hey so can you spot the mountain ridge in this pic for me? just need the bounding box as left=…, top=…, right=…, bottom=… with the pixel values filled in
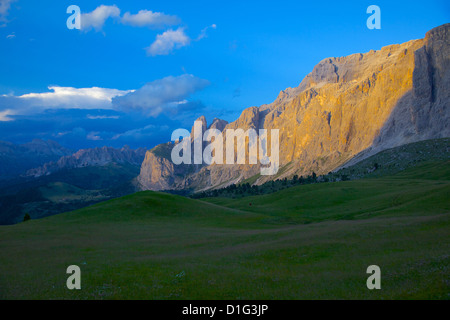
left=138, top=23, right=450, bottom=192
left=26, top=145, right=147, bottom=178
left=0, top=139, right=72, bottom=180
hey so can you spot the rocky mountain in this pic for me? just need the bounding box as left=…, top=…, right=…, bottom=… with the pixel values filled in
left=137, top=117, right=228, bottom=191
left=1, top=145, right=147, bottom=224
left=0, top=139, right=72, bottom=180
left=20, top=139, right=71, bottom=157
left=26, top=146, right=147, bottom=178
left=138, top=23, right=450, bottom=192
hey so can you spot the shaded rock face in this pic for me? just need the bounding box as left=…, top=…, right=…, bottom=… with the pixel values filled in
left=138, top=24, right=450, bottom=191
left=345, top=24, right=450, bottom=167
left=26, top=146, right=147, bottom=178
left=404, top=25, right=449, bottom=139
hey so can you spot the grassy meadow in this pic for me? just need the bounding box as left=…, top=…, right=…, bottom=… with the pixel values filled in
left=0, top=161, right=449, bottom=299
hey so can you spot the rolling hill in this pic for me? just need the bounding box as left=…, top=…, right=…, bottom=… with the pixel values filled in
left=0, top=160, right=448, bottom=299
left=0, top=145, right=147, bottom=225
left=0, top=163, right=141, bottom=225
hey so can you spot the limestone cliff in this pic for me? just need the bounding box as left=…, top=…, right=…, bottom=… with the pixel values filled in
left=138, top=24, right=450, bottom=191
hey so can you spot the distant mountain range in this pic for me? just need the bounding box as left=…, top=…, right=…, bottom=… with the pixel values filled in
left=0, top=139, right=146, bottom=180
left=0, top=139, right=72, bottom=181
left=0, top=142, right=147, bottom=224
left=137, top=23, right=450, bottom=192
left=26, top=145, right=147, bottom=178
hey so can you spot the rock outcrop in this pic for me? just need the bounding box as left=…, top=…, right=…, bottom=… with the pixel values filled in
left=138, top=24, right=450, bottom=191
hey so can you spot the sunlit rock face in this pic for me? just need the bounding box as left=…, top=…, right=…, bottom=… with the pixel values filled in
left=138, top=24, right=450, bottom=191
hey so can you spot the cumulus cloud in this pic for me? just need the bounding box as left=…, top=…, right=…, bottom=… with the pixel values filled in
left=81, top=5, right=121, bottom=32
left=146, top=24, right=217, bottom=56
left=0, top=0, right=15, bottom=26
left=121, top=10, right=180, bottom=28
left=0, top=74, right=209, bottom=121
left=19, top=86, right=132, bottom=109
left=74, top=5, right=215, bottom=57
left=112, top=74, right=209, bottom=116
left=0, top=86, right=132, bottom=120
left=146, top=27, right=190, bottom=56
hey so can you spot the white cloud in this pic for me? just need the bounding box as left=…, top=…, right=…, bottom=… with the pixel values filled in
left=112, top=124, right=154, bottom=140
left=197, top=24, right=217, bottom=40
left=19, top=86, right=133, bottom=109
left=6, top=32, right=15, bottom=39
left=87, top=114, right=120, bottom=120
left=0, top=86, right=133, bottom=119
left=146, top=27, right=190, bottom=56
left=0, top=75, right=208, bottom=120
left=87, top=131, right=103, bottom=141
left=146, top=24, right=217, bottom=56
left=112, top=124, right=170, bottom=140
left=112, top=74, right=209, bottom=116
left=0, top=109, right=14, bottom=121
left=121, top=10, right=180, bottom=28
left=0, top=0, right=15, bottom=26
left=81, top=5, right=121, bottom=32
left=75, top=5, right=214, bottom=57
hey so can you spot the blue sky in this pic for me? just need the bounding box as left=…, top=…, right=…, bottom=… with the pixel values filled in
left=0, top=0, right=448, bottom=149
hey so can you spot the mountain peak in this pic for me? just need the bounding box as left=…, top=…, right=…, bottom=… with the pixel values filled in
left=208, top=118, right=228, bottom=131
left=136, top=24, right=449, bottom=191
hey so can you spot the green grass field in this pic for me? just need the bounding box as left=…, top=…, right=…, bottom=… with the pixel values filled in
left=0, top=161, right=449, bottom=299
